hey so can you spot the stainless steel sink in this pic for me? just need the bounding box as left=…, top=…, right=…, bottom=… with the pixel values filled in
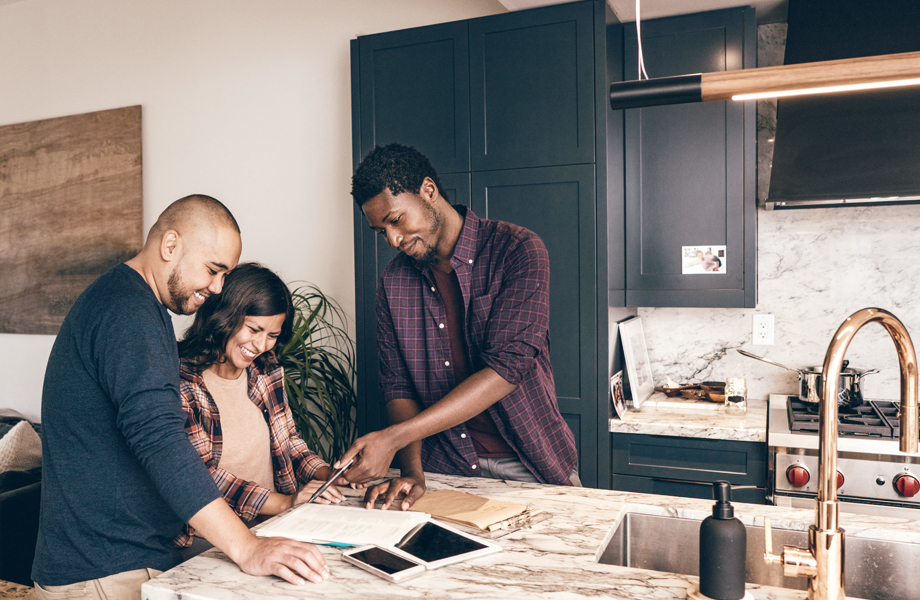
left=597, top=509, right=920, bottom=600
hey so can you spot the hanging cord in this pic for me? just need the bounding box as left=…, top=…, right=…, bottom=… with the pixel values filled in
left=635, top=0, right=649, bottom=80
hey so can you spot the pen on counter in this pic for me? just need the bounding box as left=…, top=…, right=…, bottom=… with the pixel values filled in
left=306, top=458, right=355, bottom=504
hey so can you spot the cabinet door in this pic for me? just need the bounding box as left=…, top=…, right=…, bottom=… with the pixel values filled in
left=623, top=8, right=756, bottom=308
left=469, top=2, right=595, bottom=171
left=357, top=22, right=470, bottom=174
left=611, top=432, right=767, bottom=503
left=352, top=175, right=471, bottom=438
left=472, top=165, right=601, bottom=488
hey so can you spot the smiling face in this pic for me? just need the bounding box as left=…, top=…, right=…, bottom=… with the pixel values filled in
left=213, top=314, right=286, bottom=380
left=165, top=226, right=242, bottom=315
left=362, top=179, right=447, bottom=270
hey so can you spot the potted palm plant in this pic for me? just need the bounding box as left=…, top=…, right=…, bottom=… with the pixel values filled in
left=278, top=284, right=356, bottom=464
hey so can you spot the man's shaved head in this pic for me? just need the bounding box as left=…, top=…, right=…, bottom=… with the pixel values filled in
left=127, top=194, right=242, bottom=314
left=147, top=194, right=240, bottom=247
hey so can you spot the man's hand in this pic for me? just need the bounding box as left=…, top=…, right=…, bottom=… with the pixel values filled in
left=335, top=428, right=401, bottom=484
left=234, top=536, right=330, bottom=585
left=363, top=474, right=427, bottom=511
left=189, top=497, right=330, bottom=586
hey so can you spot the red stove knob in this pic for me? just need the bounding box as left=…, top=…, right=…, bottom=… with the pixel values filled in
left=837, top=471, right=845, bottom=489
left=894, top=474, right=920, bottom=498
left=786, top=465, right=810, bottom=487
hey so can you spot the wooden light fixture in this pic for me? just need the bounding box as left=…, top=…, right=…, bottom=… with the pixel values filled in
left=609, top=50, right=920, bottom=110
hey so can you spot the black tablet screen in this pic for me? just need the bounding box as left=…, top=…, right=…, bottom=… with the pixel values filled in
left=397, top=522, right=488, bottom=562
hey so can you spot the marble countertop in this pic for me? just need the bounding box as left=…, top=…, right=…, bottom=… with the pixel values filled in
left=142, top=470, right=920, bottom=600
left=609, top=394, right=767, bottom=442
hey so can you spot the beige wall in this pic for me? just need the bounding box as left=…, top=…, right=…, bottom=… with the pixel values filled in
left=0, top=0, right=506, bottom=421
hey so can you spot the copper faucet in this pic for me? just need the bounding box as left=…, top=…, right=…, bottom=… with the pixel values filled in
left=764, top=308, right=918, bottom=600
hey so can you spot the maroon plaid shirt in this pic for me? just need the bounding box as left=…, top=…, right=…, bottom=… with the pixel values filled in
left=376, top=206, right=577, bottom=485
left=173, top=359, right=328, bottom=547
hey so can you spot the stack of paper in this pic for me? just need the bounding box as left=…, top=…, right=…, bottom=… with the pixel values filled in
left=408, top=489, right=543, bottom=532
left=254, top=504, right=429, bottom=547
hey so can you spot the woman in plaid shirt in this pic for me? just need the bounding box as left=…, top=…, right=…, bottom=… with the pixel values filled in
left=173, top=263, right=344, bottom=556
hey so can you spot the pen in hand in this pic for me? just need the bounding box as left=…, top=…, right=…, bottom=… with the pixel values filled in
left=306, top=458, right=355, bottom=504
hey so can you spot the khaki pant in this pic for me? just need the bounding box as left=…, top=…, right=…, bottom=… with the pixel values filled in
left=477, top=456, right=583, bottom=487
left=34, top=568, right=162, bottom=600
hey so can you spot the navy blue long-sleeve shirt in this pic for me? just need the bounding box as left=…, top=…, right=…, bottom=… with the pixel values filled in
left=33, top=264, right=221, bottom=585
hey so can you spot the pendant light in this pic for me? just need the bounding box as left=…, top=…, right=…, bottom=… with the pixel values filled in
left=609, top=47, right=920, bottom=110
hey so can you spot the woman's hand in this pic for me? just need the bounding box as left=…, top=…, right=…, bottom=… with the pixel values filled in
left=312, top=464, right=367, bottom=490
left=291, top=478, right=346, bottom=507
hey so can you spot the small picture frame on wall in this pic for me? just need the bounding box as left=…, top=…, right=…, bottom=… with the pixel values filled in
left=619, top=317, right=654, bottom=408
left=681, top=245, right=727, bottom=274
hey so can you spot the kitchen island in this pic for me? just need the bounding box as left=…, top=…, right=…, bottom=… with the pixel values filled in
left=142, top=469, right=918, bottom=600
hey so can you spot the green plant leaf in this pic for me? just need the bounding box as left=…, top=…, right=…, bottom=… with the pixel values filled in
left=279, top=284, right=357, bottom=463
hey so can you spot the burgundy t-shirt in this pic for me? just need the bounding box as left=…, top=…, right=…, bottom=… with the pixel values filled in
left=431, top=267, right=514, bottom=458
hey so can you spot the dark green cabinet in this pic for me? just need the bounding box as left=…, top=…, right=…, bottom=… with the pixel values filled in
left=356, top=22, right=470, bottom=174
left=472, top=165, right=598, bottom=481
left=621, top=8, right=757, bottom=308
left=611, top=432, right=767, bottom=504
left=469, top=3, right=596, bottom=170
left=352, top=0, right=610, bottom=489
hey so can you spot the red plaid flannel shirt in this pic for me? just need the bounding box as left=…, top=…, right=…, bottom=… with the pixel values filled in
left=173, top=358, right=327, bottom=547
left=376, top=206, right=577, bottom=485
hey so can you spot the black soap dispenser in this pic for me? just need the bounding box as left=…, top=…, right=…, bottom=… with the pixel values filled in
left=698, top=480, right=746, bottom=600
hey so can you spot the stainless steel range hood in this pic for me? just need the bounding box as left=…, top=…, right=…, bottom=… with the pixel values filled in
left=765, top=0, right=920, bottom=210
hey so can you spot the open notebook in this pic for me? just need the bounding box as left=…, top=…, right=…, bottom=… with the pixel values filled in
left=254, top=504, right=429, bottom=547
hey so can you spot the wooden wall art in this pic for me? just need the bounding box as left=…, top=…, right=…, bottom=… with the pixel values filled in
left=0, top=105, right=143, bottom=335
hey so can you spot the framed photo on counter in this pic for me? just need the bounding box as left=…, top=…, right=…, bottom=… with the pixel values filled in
left=619, top=317, right=654, bottom=408
left=609, top=371, right=627, bottom=419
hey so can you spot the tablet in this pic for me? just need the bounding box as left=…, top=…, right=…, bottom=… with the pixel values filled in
left=392, top=519, right=502, bottom=570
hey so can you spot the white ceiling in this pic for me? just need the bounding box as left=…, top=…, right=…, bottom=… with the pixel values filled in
left=498, top=0, right=789, bottom=24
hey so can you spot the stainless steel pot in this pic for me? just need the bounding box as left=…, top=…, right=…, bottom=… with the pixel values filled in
left=737, top=350, right=878, bottom=407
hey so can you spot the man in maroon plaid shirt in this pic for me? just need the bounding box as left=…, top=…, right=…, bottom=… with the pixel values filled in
left=338, top=144, right=579, bottom=511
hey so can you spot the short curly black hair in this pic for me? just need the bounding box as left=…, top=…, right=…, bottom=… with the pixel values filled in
left=351, top=143, right=448, bottom=206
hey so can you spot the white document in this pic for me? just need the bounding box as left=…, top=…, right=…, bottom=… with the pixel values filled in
left=254, top=504, right=430, bottom=547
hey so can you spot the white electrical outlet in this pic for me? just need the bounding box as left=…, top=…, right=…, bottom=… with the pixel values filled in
left=753, top=314, right=774, bottom=345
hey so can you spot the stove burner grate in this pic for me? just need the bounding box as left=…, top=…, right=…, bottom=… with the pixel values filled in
left=786, top=398, right=903, bottom=437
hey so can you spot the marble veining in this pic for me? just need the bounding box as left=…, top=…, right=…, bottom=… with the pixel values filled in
left=637, top=22, right=920, bottom=405
left=610, top=396, right=766, bottom=441
left=143, top=471, right=920, bottom=600
left=641, top=195, right=920, bottom=404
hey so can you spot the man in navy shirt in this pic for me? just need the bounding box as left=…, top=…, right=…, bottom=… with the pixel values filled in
left=34, top=195, right=329, bottom=600
left=339, top=145, right=579, bottom=511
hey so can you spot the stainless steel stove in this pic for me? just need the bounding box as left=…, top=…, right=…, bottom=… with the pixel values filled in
left=768, top=394, right=920, bottom=519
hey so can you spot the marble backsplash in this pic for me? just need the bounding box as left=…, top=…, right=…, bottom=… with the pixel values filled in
left=636, top=23, right=920, bottom=401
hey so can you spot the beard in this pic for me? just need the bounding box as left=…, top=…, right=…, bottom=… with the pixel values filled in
left=410, top=201, right=443, bottom=270
left=412, top=246, right=440, bottom=270
left=166, top=266, right=193, bottom=315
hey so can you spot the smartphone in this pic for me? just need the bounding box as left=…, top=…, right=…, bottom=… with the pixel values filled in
left=341, top=545, right=427, bottom=583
